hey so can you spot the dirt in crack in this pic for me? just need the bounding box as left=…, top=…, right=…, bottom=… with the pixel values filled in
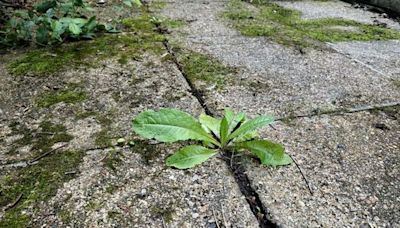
left=158, top=25, right=277, bottom=227
left=224, top=151, right=277, bottom=228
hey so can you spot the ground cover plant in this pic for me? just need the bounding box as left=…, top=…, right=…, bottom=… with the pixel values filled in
left=0, top=0, right=142, bottom=46
left=132, top=108, right=292, bottom=169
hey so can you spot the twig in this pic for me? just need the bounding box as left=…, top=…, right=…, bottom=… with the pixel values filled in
left=64, top=171, right=76, bottom=175
left=5, top=194, right=23, bottom=211
left=161, top=216, right=167, bottom=228
left=35, top=132, right=55, bottom=135
left=230, top=151, right=234, bottom=168
left=98, top=153, right=108, bottom=163
left=212, top=207, right=221, bottom=228
left=221, top=204, right=228, bottom=228
left=27, top=144, right=67, bottom=165
left=289, top=154, right=313, bottom=195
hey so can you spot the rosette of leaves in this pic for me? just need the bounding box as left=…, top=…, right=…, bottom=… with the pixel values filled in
left=132, top=108, right=292, bottom=169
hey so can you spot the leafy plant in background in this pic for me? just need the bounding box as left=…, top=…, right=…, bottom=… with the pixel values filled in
left=0, top=0, right=142, bottom=46
left=132, top=108, right=292, bottom=169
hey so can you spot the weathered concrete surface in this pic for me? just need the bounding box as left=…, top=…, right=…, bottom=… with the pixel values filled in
left=160, top=0, right=400, bottom=226
left=359, top=0, right=400, bottom=14
left=0, top=42, right=256, bottom=227
left=329, top=40, right=400, bottom=77
left=248, top=110, right=400, bottom=227
left=274, top=0, right=400, bottom=30
left=161, top=0, right=400, bottom=118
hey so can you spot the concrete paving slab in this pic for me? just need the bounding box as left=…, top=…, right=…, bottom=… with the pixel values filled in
left=329, top=40, right=400, bottom=77
left=0, top=46, right=256, bottom=226
left=245, top=110, right=400, bottom=227
left=274, top=0, right=400, bottom=30
left=159, top=0, right=400, bottom=226
left=161, top=0, right=400, bottom=117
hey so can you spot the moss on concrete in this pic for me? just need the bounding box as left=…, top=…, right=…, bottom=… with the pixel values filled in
left=179, top=52, right=237, bottom=89
left=75, top=110, right=98, bottom=120
left=0, top=150, right=85, bottom=227
left=161, top=18, right=186, bottom=29
left=392, top=79, right=400, bottom=88
left=9, top=121, right=74, bottom=158
left=93, top=114, right=116, bottom=148
left=150, top=205, right=175, bottom=223
left=36, top=85, right=87, bottom=108
left=2, top=121, right=77, bottom=227
left=102, top=149, right=124, bottom=172
left=129, top=140, right=159, bottom=165
left=224, top=0, right=400, bottom=48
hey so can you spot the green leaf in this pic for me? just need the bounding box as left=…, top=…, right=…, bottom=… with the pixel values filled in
left=228, top=115, right=274, bottom=141
left=36, top=25, right=49, bottom=44
left=234, top=130, right=259, bottom=142
left=236, top=140, right=292, bottom=166
left=199, top=113, right=220, bottom=137
left=123, top=0, right=132, bottom=7
left=230, top=111, right=245, bottom=132
left=35, top=0, right=57, bottom=13
left=220, top=116, right=229, bottom=146
left=132, top=109, right=219, bottom=145
left=223, top=108, right=245, bottom=133
left=166, top=145, right=217, bottom=169
left=68, top=23, right=81, bottom=35
left=84, top=16, right=97, bottom=32
left=102, top=23, right=119, bottom=33
left=133, top=0, right=142, bottom=7
left=50, top=20, right=64, bottom=41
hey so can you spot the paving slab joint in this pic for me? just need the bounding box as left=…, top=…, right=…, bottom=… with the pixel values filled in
left=278, top=102, right=400, bottom=121
left=154, top=22, right=277, bottom=227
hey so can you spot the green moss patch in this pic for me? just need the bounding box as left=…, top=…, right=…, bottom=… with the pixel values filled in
left=224, top=0, right=400, bottom=48
left=8, top=121, right=74, bottom=158
left=129, top=140, right=159, bottom=165
left=1, top=121, right=79, bottom=227
left=36, top=85, right=87, bottom=108
left=179, top=52, right=237, bottom=89
left=102, top=149, right=124, bottom=171
left=94, top=114, right=116, bottom=147
left=0, top=150, right=85, bottom=227
left=161, top=18, right=186, bottom=29
left=75, top=110, right=98, bottom=120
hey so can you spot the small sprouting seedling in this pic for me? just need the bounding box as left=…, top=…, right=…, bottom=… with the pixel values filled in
left=132, top=108, right=292, bottom=169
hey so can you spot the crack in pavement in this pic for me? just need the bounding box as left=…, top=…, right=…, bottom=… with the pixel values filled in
left=158, top=26, right=277, bottom=227
left=277, top=102, right=400, bottom=121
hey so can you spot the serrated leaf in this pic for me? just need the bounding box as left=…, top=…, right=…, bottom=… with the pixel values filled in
left=236, top=140, right=292, bottom=166
left=228, top=115, right=273, bottom=141
left=199, top=113, right=220, bottom=137
left=132, top=109, right=219, bottom=146
left=166, top=145, right=217, bottom=169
